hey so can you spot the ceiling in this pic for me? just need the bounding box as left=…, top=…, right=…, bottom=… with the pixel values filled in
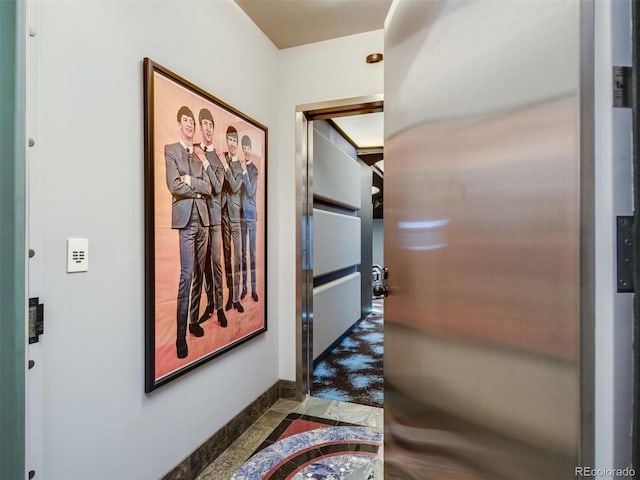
left=332, top=112, right=383, bottom=149
left=235, top=0, right=393, bottom=49
left=332, top=112, right=384, bottom=175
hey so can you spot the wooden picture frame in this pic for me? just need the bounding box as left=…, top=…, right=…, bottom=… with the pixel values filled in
left=143, top=58, right=267, bottom=392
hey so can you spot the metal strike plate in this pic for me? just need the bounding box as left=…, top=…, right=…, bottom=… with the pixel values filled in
left=613, top=66, right=632, bottom=108
left=617, top=216, right=634, bottom=293
left=28, top=297, right=44, bottom=344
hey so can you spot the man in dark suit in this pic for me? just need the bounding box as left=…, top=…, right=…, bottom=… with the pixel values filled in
left=194, top=108, right=227, bottom=328
left=240, top=135, right=259, bottom=302
left=220, top=126, right=245, bottom=313
left=165, top=105, right=211, bottom=359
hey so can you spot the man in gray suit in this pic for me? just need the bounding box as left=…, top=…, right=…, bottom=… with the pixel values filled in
left=165, top=105, right=211, bottom=359
left=194, top=108, right=227, bottom=328
left=240, top=135, right=259, bottom=302
left=221, top=126, right=245, bottom=313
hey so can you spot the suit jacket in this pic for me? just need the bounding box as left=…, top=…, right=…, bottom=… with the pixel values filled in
left=222, top=153, right=245, bottom=223
left=165, top=142, right=211, bottom=229
left=202, top=148, right=225, bottom=226
left=241, top=161, right=258, bottom=222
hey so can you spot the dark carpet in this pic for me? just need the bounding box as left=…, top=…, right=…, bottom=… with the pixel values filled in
left=312, top=298, right=384, bottom=408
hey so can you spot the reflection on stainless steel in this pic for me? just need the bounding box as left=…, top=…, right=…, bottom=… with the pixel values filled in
left=296, top=111, right=313, bottom=398
left=398, top=220, right=449, bottom=229
left=398, top=219, right=449, bottom=250
left=384, top=0, right=583, bottom=478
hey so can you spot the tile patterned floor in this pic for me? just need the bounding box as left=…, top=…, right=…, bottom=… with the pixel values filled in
left=196, top=396, right=383, bottom=480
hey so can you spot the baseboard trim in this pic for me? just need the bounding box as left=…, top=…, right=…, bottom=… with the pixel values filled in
left=162, top=379, right=297, bottom=480
left=279, top=379, right=297, bottom=400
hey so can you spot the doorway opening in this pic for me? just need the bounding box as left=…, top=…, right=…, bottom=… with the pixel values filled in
left=295, top=95, right=384, bottom=407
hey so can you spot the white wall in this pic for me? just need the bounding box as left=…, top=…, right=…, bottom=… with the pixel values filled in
left=313, top=209, right=361, bottom=277
left=275, top=29, right=384, bottom=380
left=313, top=129, right=362, bottom=209
left=594, top=0, right=634, bottom=474
left=313, top=273, right=361, bottom=360
left=30, top=1, right=279, bottom=478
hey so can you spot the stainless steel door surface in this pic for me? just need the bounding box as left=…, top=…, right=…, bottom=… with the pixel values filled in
left=384, top=1, right=584, bottom=478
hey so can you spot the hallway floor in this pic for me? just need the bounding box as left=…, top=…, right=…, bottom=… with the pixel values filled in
left=312, top=298, right=384, bottom=408
left=196, top=396, right=383, bottom=480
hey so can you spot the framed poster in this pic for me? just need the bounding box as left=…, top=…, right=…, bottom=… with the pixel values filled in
left=143, top=58, right=267, bottom=392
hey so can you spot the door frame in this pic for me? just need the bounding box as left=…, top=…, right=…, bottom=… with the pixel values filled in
left=295, top=95, right=383, bottom=398
left=0, top=0, right=26, bottom=478
left=631, top=0, right=640, bottom=470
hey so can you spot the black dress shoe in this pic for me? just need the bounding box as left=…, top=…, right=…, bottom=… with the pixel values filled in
left=176, top=338, right=188, bottom=358
left=241, top=286, right=247, bottom=300
left=252, top=292, right=259, bottom=302
left=198, top=304, right=214, bottom=324
left=189, top=323, right=204, bottom=337
left=233, top=302, right=244, bottom=313
left=217, top=309, right=227, bottom=328
left=225, top=296, right=233, bottom=311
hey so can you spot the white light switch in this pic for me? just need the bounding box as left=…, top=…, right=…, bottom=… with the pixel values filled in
left=67, top=238, right=89, bottom=273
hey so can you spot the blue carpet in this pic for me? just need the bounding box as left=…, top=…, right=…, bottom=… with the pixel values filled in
left=312, top=298, right=384, bottom=407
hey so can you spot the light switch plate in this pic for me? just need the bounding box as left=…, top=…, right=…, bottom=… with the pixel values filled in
left=67, top=238, right=89, bottom=273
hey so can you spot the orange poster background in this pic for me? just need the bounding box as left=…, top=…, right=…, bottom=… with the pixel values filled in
left=151, top=71, right=267, bottom=382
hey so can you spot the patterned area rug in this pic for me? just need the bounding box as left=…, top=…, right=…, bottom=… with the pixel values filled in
left=312, top=298, right=384, bottom=408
